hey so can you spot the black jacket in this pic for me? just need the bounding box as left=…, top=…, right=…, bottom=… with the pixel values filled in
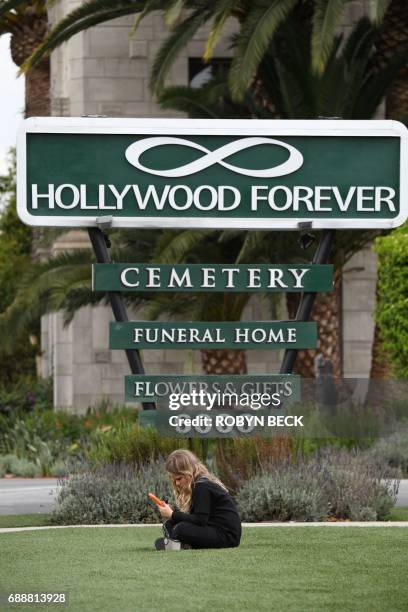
left=169, top=477, right=241, bottom=546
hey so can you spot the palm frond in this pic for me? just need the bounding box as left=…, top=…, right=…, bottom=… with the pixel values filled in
left=130, top=0, right=157, bottom=37
left=0, top=12, right=19, bottom=33
left=145, top=291, right=201, bottom=319
left=228, top=0, right=297, bottom=101
left=158, top=85, right=225, bottom=118
left=352, top=50, right=408, bottom=118
left=271, top=19, right=321, bottom=117
left=217, top=229, right=245, bottom=243
left=337, top=22, right=376, bottom=116
left=0, top=0, right=28, bottom=19
left=341, top=16, right=374, bottom=65
left=275, top=57, right=314, bottom=117
left=203, top=0, right=237, bottom=62
left=0, top=250, right=94, bottom=347
left=153, top=228, right=216, bottom=263
left=311, top=0, right=348, bottom=75
left=235, top=231, right=267, bottom=263
left=368, top=0, right=392, bottom=24
left=22, top=0, right=147, bottom=70
left=164, top=0, right=186, bottom=26
left=150, top=3, right=213, bottom=95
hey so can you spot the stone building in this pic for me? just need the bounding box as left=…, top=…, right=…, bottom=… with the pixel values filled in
left=42, top=0, right=378, bottom=411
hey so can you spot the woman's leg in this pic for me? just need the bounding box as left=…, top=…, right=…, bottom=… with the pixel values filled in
left=170, top=521, right=229, bottom=549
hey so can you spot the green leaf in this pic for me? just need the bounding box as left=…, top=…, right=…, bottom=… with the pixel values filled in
left=368, top=0, right=392, bottom=24
left=311, top=0, right=348, bottom=75
left=0, top=0, right=28, bottom=20
left=158, top=85, right=221, bottom=117
left=228, top=0, right=297, bottom=101
left=353, top=51, right=408, bottom=118
left=22, top=1, right=147, bottom=71
left=164, top=0, right=185, bottom=27
left=153, top=229, right=216, bottom=263
left=203, top=0, right=237, bottom=62
left=150, top=4, right=212, bottom=95
left=129, top=0, right=157, bottom=37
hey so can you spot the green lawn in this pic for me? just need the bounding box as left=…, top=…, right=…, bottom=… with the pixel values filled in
left=1, top=505, right=407, bottom=528
left=386, top=506, right=408, bottom=521
left=1, top=526, right=407, bottom=612
left=0, top=514, right=51, bottom=529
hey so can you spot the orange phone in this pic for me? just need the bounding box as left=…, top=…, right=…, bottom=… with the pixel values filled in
left=148, top=492, right=165, bottom=507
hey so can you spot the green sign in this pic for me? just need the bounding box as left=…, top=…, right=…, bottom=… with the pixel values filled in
left=110, top=321, right=317, bottom=350
left=93, top=263, right=333, bottom=292
left=125, top=374, right=300, bottom=402
left=17, top=118, right=407, bottom=230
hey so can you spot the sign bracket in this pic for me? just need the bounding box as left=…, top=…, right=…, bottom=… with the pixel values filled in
left=279, top=229, right=334, bottom=375
left=87, top=226, right=156, bottom=410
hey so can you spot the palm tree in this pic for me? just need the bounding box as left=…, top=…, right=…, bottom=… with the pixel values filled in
left=158, top=15, right=402, bottom=377
left=0, top=0, right=49, bottom=116
left=22, top=0, right=407, bottom=106
left=0, top=229, right=161, bottom=350
left=6, top=16, right=404, bottom=378
left=12, top=9, right=406, bottom=379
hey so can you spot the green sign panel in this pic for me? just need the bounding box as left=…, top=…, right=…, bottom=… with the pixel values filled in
left=110, top=321, right=317, bottom=350
left=93, top=263, right=333, bottom=292
left=17, top=118, right=407, bottom=230
left=125, top=374, right=300, bottom=403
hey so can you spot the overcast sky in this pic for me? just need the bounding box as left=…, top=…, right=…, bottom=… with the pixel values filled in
left=0, top=35, right=25, bottom=175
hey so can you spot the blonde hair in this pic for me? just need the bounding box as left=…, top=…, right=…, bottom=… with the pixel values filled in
left=165, top=449, right=228, bottom=512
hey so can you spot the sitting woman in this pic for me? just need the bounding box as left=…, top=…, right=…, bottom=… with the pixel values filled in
left=155, top=449, right=241, bottom=550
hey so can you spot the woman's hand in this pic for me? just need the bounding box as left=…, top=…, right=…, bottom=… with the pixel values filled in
left=157, top=502, right=173, bottom=520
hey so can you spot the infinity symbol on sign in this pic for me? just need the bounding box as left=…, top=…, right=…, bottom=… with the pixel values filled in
left=125, top=137, right=303, bottom=178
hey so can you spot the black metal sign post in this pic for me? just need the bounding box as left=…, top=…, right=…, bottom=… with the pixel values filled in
left=280, top=229, right=334, bottom=375
left=88, top=226, right=156, bottom=410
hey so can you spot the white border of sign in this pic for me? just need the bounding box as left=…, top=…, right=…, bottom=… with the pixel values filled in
left=17, top=117, right=408, bottom=230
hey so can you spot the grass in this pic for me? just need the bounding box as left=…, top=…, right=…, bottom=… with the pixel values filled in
left=386, top=506, right=408, bottom=521
left=0, top=514, right=51, bottom=529
left=1, top=506, right=407, bottom=528
left=1, top=526, right=407, bottom=611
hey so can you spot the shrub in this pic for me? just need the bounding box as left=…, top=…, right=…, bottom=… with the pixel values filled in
left=0, top=403, right=140, bottom=476
left=367, top=432, right=408, bottom=476
left=374, top=223, right=408, bottom=377
left=0, top=453, right=41, bottom=477
left=214, top=437, right=294, bottom=492
left=236, top=448, right=399, bottom=522
left=236, top=464, right=327, bottom=522
left=51, top=461, right=173, bottom=525
left=0, top=377, right=53, bottom=417
left=0, top=152, right=37, bottom=386
left=318, top=449, right=398, bottom=521
left=49, top=459, right=69, bottom=478
left=86, top=422, right=204, bottom=467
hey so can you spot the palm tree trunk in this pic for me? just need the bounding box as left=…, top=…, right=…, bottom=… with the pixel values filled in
left=25, top=58, right=50, bottom=117
left=25, top=58, right=51, bottom=261
left=286, top=272, right=342, bottom=378
left=201, top=348, right=247, bottom=375
left=370, top=317, right=389, bottom=378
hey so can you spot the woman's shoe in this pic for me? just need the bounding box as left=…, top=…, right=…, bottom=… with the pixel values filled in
left=154, top=537, right=189, bottom=551
left=154, top=537, right=166, bottom=550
